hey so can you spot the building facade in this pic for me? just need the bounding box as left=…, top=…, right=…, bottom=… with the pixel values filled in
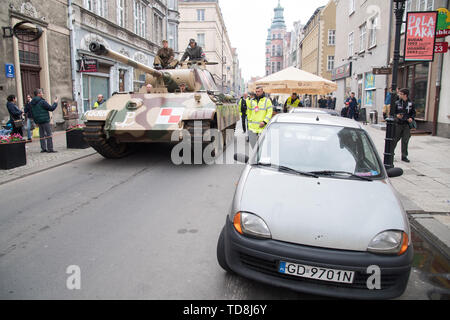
left=300, top=1, right=336, bottom=81
left=71, top=0, right=179, bottom=114
left=333, top=0, right=392, bottom=116
left=178, top=0, right=236, bottom=94
left=1, top=0, right=73, bottom=124
left=265, top=1, right=286, bottom=76
left=388, top=0, right=449, bottom=136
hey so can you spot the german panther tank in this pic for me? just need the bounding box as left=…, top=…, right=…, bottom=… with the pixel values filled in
left=82, top=42, right=239, bottom=159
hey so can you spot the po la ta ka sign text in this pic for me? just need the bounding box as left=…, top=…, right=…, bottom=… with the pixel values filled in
left=405, top=11, right=438, bottom=62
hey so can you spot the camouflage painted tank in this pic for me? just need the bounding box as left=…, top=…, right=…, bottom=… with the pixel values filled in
left=82, top=42, right=239, bottom=159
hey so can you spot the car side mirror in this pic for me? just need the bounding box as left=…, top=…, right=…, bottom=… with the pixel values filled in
left=387, top=167, right=403, bottom=178
left=234, top=153, right=249, bottom=164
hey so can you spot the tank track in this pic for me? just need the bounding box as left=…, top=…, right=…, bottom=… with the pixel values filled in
left=83, top=121, right=130, bottom=159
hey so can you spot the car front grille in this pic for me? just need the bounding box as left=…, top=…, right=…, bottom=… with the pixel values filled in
left=238, top=252, right=401, bottom=290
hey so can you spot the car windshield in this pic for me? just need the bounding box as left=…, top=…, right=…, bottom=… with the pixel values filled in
left=255, top=123, right=383, bottom=179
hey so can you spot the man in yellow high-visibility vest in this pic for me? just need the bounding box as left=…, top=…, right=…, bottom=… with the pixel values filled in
left=247, top=86, right=273, bottom=147
left=283, top=92, right=301, bottom=112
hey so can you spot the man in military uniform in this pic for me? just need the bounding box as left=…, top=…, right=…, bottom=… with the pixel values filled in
left=154, top=40, right=178, bottom=70
left=181, top=39, right=207, bottom=62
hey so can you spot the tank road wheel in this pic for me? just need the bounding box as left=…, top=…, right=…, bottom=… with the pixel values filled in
left=83, top=121, right=131, bottom=159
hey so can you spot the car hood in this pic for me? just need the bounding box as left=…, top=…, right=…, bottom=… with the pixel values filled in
left=238, top=167, right=408, bottom=252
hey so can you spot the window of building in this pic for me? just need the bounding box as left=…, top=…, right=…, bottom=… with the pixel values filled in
left=272, top=45, right=275, bottom=56
left=417, top=0, right=434, bottom=10
left=153, top=14, right=163, bottom=44
left=197, top=9, right=205, bottom=21
left=168, top=23, right=177, bottom=51
left=197, top=33, right=205, bottom=48
left=276, top=45, right=281, bottom=56
left=349, top=0, right=355, bottom=15
left=277, top=61, right=281, bottom=72
left=117, top=0, right=124, bottom=27
left=271, top=62, right=275, bottom=74
left=328, top=30, right=336, bottom=46
left=368, top=15, right=378, bottom=48
left=348, top=32, right=354, bottom=57
left=84, top=0, right=106, bottom=17
left=327, top=56, right=335, bottom=71
left=359, top=24, right=366, bottom=52
left=168, top=0, right=177, bottom=10
left=134, top=1, right=146, bottom=38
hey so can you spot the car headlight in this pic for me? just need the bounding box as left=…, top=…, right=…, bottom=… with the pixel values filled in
left=367, top=230, right=409, bottom=255
left=233, top=212, right=271, bottom=239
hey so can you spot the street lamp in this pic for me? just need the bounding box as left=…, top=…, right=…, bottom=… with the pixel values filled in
left=383, top=0, right=406, bottom=169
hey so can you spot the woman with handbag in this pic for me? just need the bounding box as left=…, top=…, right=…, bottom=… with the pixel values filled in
left=6, top=94, right=24, bottom=137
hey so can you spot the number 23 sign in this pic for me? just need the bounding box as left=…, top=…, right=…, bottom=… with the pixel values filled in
left=435, top=42, right=448, bottom=53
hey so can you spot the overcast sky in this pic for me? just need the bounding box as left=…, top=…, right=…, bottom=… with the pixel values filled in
left=219, top=0, right=330, bottom=82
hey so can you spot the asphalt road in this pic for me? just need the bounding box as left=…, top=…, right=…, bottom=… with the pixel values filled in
left=0, top=136, right=444, bottom=299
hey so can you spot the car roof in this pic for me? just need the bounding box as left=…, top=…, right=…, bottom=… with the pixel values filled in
left=272, top=113, right=363, bottom=129
left=290, top=108, right=330, bottom=113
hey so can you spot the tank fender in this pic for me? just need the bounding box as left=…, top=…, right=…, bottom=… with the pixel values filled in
left=83, top=109, right=114, bottom=122
left=183, top=108, right=216, bottom=122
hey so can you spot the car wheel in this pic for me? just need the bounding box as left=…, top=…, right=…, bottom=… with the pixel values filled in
left=217, top=227, right=233, bottom=273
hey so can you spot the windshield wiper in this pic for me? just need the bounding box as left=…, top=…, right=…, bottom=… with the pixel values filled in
left=309, top=170, right=373, bottom=181
left=256, top=163, right=318, bottom=178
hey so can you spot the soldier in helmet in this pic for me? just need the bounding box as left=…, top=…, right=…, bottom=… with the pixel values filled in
left=154, top=40, right=178, bottom=70
left=181, top=39, right=207, bottom=62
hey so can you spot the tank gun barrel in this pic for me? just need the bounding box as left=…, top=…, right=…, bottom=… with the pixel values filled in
left=89, top=42, right=162, bottom=78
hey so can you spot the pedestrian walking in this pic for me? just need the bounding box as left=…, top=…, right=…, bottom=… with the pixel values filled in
left=247, top=86, right=273, bottom=147
left=238, top=92, right=250, bottom=133
left=332, top=97, right=336, bottom=110
left=6, top=94, right=24, bottom=136
left=345, top=92, right=358, bottom=120
left=30, top=88, right=59, bottom=153
left=392, top=88, right=416, bottom=163
left=24, top=94, right=34, bottom=142
left=327, top=96, right=333, bottom=109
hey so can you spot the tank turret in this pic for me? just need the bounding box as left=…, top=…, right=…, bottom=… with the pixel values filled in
left=83, top=42, right=240, bottom=160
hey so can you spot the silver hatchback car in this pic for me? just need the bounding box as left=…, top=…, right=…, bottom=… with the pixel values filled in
left=217, top=113, right=413, bottom=299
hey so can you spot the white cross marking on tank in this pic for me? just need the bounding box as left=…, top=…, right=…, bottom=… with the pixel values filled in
left=115, top=112, right=136, bottom=128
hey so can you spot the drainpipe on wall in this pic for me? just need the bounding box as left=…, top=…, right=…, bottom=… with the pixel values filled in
left=386, top=0, right=394, bottom=94
left=68, top=0, right=77, bottom=105
left=432, top=0, right=448, bottom=136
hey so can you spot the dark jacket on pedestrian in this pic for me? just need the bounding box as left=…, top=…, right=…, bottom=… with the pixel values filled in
left=394, top=98, right=416, bottom=125
left=24, top=101, right=33, bottom=119
left=181, top=43, right=206, bottom=62
left=341, top=106, right=349, bottom=118
left=345, top=97, right=358, bottom=110
left=239, top=97, right=248, bottom=117
left=6, top=101, right=23, bottom=121
left=30, top=96, right=58, bottom=124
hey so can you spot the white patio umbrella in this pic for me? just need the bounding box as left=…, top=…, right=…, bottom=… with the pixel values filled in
left=248, top=67, right=337, bottom=95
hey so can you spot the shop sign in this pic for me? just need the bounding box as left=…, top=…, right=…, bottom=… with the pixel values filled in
left=372, top=67, right=392, bottom=75
left=331, top=62, right=352, bottom=81
left=436, top=8, right=450, bottom=38
left=435, top=42, right=448, bottom=53
left=405, top=11, right=438, bottom=62
left=12, top=21, right=43, bottom=42
left=77, top=58, right=98, bottom=73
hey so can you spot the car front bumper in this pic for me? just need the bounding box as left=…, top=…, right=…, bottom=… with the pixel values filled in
left=223, top=219, right=413, bottom=300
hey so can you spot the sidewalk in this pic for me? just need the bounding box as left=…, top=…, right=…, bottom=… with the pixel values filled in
left=0, top=130, right=96, bottom=185
left=364, top=123, right=450, bottom=258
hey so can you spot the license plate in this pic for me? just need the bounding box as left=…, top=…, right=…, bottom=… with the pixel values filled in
left=279, top=261, right=355, bottom=284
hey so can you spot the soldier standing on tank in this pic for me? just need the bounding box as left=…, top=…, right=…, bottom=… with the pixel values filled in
left=181, top=39, right=207, bottom=62
left=154, top=40, right=178, bottom=70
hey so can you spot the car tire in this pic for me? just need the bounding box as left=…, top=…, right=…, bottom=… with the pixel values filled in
left=217, top=227, right=233, bottom=273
